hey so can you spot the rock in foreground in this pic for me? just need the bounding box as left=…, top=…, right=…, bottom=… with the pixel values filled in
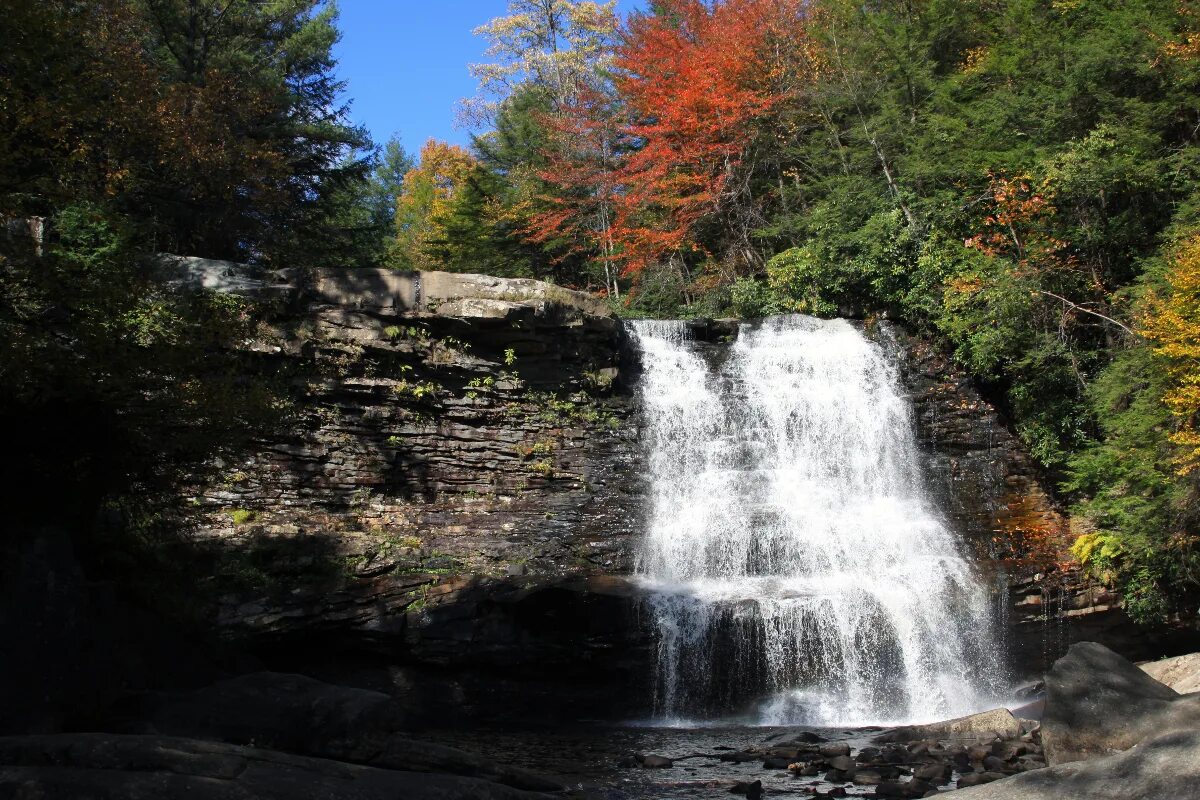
left=873, top=707, right=1022, bottom=743
left=1139, top=651, right=1200, bottom=694
left=134, top=671, right=561, bottom=791
left=952, top=727, right=1200, bottom=799
left=1042, top=641, right=1200, bottom=765
left=0, top=733, right=553, bottom=800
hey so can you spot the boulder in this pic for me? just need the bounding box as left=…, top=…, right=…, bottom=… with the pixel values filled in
left=1042, top=641, right=1200, bottom=765
left=134, top=672, right=560, bottom=791
left=729, top=779, right=763, bottom=798
left=913, top=762, right=950, bottom=782
left=874, top=708, right=1020, bottom=743
left=950, top=727, right=1200, bottom=799
left=342, top=736, right=562, bottom=791
left=0, top=733, right=553, bottom=800
left=135, top=671, right=406, bottom=753
left=1139, top=651, right=1200, bottom=694
left=828, top=755, right=855, bottom=771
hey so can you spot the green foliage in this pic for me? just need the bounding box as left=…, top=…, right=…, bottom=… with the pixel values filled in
left=1063, top=335, right=1197, bottom=622
left=229, top=508, right=258, bottom=526
left=391, top=379, right=440, bottom=401
left=0, top=199, right=294, bottom=534
left=729, top=278, right=778, bottom=318
left=765, top=247, right=839, bottom=317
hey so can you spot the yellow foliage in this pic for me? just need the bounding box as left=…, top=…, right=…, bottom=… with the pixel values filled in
left=393, top=140, right=477, bottom=270
left=1140, top=233, right=1200, bottom=474
left=959, top=46, right=989, bottom=73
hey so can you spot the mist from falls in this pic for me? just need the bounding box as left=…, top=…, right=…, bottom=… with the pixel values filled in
left=629, top=316, right=1006, bottom=727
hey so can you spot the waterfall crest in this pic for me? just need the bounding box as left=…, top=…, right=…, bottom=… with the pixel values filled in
left=630, top=316, right=1004, bottom=726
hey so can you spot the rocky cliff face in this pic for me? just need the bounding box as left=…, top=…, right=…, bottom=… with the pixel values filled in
left=887, top=326, right=1167, bottom=675
left=164, top=266, right=650, bottom=717
left=169, top=266, right=1158, bottom=715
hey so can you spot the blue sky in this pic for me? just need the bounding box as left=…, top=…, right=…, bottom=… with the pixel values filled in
left=332, top=1, right=644, bottom=155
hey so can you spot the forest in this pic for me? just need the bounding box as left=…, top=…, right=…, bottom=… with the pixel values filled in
left=2, top=0, right=1199, bottom=626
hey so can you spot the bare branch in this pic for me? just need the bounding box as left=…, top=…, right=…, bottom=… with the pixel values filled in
left=1036, top=290, right=1138, bottom=338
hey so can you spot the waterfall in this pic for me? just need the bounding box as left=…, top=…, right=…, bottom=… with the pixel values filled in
left=630, top=316, right=1005, bottom=726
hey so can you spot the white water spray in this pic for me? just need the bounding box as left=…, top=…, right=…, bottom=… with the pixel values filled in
left=630, top=316, right=1004, bottom=726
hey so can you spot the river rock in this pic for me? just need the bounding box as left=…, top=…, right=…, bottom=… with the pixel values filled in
left=913, top=761, right=950, bottom=782
left=828, top=754, right=855, bottom=771
left=641, top=754, right=673, bottom=768
left=819, top=742, right=852, bottom=757
left=729, top=779, right=763, bottom=798
left=949, top=727, right=1200, bottom=799
left=1042, top=641, right=1200, bottom=765
left=874, top=708, right=1020, bottom=743
left=1139, top=651, right=1200, bottom=694
left=876, top=778, right=932, bottom=797
left=983, top=755, right=1011, bottom=772
left=852, top=768, right=883, bottom=784
left=0, top=733, right=552, bottom=800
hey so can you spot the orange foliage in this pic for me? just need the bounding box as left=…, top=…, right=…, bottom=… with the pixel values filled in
left=1140, top=233, right=1200, bottom=474
left=394, top=140, right=478, bottom=269
left=609, top=0, right=812, bottom=276
left=964, top=172, right=1066, bottom=269
left=1163, top=1, right=1200, bottom=61
left=991, top=491, right=1072, bottom=569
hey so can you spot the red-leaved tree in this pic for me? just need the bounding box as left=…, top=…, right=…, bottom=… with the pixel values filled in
left=525, top=85, right=627, bottom=298
left=610, top=0, right=812, bottom=277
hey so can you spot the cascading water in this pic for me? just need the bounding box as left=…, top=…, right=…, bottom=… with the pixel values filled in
left=630, top=315, right=1005, bottom=726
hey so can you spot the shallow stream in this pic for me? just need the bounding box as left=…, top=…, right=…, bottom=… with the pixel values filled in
left=426, top=723, right=987, bottom=799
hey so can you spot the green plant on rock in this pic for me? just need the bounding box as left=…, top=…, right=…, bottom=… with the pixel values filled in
left=1070, top=532, right=1124, bottom=585
left=341, top=554, right=368, bottom=578
left=229, top=508, right=257, bottom=526
left=583, top=369, right=615, bottom=391
left=391, top=379, right=440, bottom=400
left=404, top=583, right=431, bottom=613
left=516, top=438, right=556, bottom=459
